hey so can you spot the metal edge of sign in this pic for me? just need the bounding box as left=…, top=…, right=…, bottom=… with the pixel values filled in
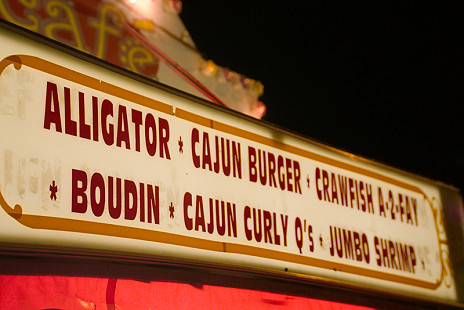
left=0, top=54, right=453, bottom=291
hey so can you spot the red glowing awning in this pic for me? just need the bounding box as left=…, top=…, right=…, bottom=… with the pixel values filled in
left=0, top=275, right=374, bottom=310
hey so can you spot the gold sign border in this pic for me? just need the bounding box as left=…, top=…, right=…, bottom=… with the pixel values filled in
left=0, top=55, right=450, bottom=290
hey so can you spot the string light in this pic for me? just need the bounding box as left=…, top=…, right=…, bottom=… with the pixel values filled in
left=256, top=101, right=266, bottom=118
left=200, top=59, right=217, bottom=76
left=252, top=81, right=264, bottom=97
left=169, top=0, right=182, bottom=13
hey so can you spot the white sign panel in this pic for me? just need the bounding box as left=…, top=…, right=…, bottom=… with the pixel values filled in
left=0, top=28, right=457, bottom=301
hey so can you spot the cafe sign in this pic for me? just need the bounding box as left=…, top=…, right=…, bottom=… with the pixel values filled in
left=0, top=26, right=457, bottom=301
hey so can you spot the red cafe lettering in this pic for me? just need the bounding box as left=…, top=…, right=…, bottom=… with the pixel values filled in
left=0, top=1, right=159, bottom=78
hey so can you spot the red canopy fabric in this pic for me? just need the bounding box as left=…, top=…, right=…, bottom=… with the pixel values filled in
left=0, top=275, right=373, bottom=310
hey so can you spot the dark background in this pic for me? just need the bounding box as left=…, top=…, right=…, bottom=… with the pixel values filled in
left=180, top=2, right=463, bottom=193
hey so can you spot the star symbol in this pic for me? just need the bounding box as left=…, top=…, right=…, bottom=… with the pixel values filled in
left=49, top=180, right=58, bottom=201
left=307, top=176, right=310, bottom=189
left=169, top=202, right=175, bottom=218
left=178, top=137, right=183, bottom=153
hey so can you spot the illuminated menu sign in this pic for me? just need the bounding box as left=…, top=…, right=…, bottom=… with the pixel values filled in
left=0, top=28, right=457, bottom=302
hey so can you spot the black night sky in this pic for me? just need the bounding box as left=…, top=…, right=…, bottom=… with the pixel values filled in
left=180, top=2, right=464, bottom=193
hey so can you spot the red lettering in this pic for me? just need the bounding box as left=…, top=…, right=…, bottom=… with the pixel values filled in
left=195, top=195, right=206, bottom=232
left=273, top=212, right=281, bottom=245
left=72, top=169, right=87, bottom=213
left=184, top=192, right=193, bottom=230
left=375, top=236, right=415, bottom=273
left=232, top=142, right=241, bottom=178
left=145, top=113, right=157, bottom=156
left=354, top=232, right=362, bottom=261
left=362, top=234, right=370, bottom=263
left=191, top=128, right=200, bottom=168
left=226, top=202, right=237, bottom=237
left=202, top=132, right=212, bottom=170
left=131, top=109, right=143, bottom=152
left=253, top=208, right=262, bottom=242
left=139, top=183, right=145, bottom=222
left=221, top=138, right=231, bottom=176
left=92, top=96, right=99, bottom=141
left=192, top=130, right=241, bottom=178
left=338, top=176, right=348, bottom=206
left=315, top=167, right=322, bottom=200
left=258, top=150, right=267, bottom=185
left=108, top=176, right=122, bottom=219
left=124, top=179, right=137, bottom=220
left=366, top=184, right=374, bottom=213
left=285, top=158, right=293, bottom=192
left=43, top=84, right=172, bottom=160
left=72, top=169, right=159, bottom=223
left=329, top=226, right=370, bottom=263
left=101, top=99, right=114, bottom=145
left=331, top=173, right=339, bottom=204
left=147, top=185, right=159, bottom=224
left=44, top=82, right=62, bottom=132
left=277, top=155, right=285, bottom=190
left=248, top=146, right=257, bottom=183
left=281, top=214, right=288, bottom=246
left=263, top=210, right=272, bottom=243
left=64, top=87, right=77, bottom=136
left=244, top=206, right=252, bottom=241
left=215, top=199, right=225, bottom=236
left=293, top=160, right=301, bottom=194
left=268, top=153, right=277, bottom=188
left=116, top=105, right=130, bottom=149
left=409, top=246, right=416, bottom=273
left=213, top=136, right=220, bottom=174
left=349, top=178, right=355, bottom=208
left=359, top=181, right=366, bottom=211
left=90, top=172, right=105, bottom=217
left=158, top=117, right=171, bottom=159
left=322, top=169, right=329, bottom=201
left=78, top=92, right=91, bottom=139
